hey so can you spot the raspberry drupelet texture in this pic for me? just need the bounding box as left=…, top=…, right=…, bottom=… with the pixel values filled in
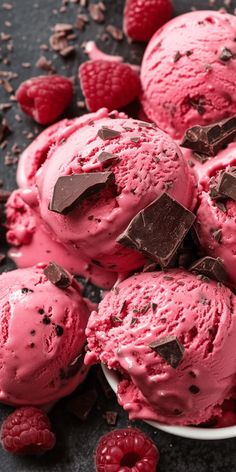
left=16, top=75, right=73, bottom=125
left=95, top=428, right=159, bottom=472
left=79, top=60, right=141, bottom=112
left=0, top=407, right=56, bottom=455
left=123, top=0, right=173, bottom=42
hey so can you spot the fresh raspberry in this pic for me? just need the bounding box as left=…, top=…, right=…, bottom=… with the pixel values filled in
left=79, top=60, right=141, bottom=112
left=0, top=407, right=56, bottom=455
left=95, top=428, right=159, bottom=472
left=16, top=75, right=73, bottom=125
left=123, top=0, right=173, bottom=42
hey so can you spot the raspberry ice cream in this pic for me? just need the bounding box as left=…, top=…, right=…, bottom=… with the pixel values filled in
left=194, top=142, right=236, bottom=287
left=7, top=109, right=196, bottom=287
left=141, top=10, right=236, bottom=139
left=85, top=269, right=236, bottom=426
left=0, top=265, right=90, bottom=406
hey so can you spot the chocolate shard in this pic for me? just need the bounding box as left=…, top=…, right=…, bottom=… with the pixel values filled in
left=218, top=169, right=236, bottom=201
left=97, top=127, right=121, bottom=140
left=181, top=117, right=236, bottom=157
left=98, top=151, right=117, bottom=166
left=50, top=172, right=114, bottom=214
left=190, top=257, right=228, bottom=283
left=219, top=47, right=234, bottom=62
left=149, top=335, right=184, bottom=369
left=44, top=262, right=71, bottom=288
left=67, top=389, right=98, bottom=421
left=117, top=193, right=195, bottom=267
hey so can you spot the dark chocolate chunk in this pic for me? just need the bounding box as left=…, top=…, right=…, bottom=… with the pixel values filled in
left=149, top=335, right=184, bottom=368
left=151, top=302, right=158, bottom=313
left=219, top=47, right=234, bottom=62
left=55, top=324, right=64, bottom=336
left=97, top=127, right=121, bottom=140
left=42, top=315, right=51, bottom=325
left=98, top=152, right=117, bottom=166
left=190, top=256, right=228, bottom=283
left=61, top=352, right=85, bottom=379
left=44, top=262, right=71, bottom=288
left=212, top=229, right=222, bottom=243
left=181, top=117, right=236, bottom=157
left=117, top=193, right=195, bottom=267
left=189, top=385, right=200, bottom=394
left=50, top=172, right=114, bottom=214
left=130, top=317, right=138, bottom=326
left=218, top=170, right=236, bottom=201
left=67, top=389, right=98, bottom=421
left=189, top=97, right=205, bottom=115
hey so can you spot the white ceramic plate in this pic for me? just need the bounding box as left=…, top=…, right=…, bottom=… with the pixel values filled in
left=102, top=365, right=236, bottom=440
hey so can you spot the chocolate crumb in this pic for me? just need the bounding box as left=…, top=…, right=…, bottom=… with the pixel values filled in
left=36, top=56, right=55, bottom=73
left=67, top=389, right=98, bottom=421
left=60, top=45, right=76, bottom=57
left=0, top=189, right=11, bottom=202
left=89, top=3, right=105, bottom=23
left=38, top=308, right=45, bottom=315
left=30, top=330, right=36, bottom=336
left=106, top=25, right=123, bottom=41
left=189, top=385, right=200, bottom=394
left=104, top=411, right=118, bottom=425
left=173, top=51, right=182, bottom=63
left=55, top=324, right=64, bottom=336
left=219, top=47, right=234, bottom=62
left=42, top=315, right=51, bottom=325
left=21, top=288, right=33, bottom=294
left=212, top=228, right=222, bottom=243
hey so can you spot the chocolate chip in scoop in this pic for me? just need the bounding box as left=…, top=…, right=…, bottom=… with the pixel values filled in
left=149, top=335, right=184, bottom=369
left=50, top=172, right=114, bottom=214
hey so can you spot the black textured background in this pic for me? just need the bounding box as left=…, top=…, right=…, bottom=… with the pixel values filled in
left=1, top=0, right=236, bottom=471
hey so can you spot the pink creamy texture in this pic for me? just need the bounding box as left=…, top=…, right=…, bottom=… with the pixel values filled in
left=35, top=115, right=196, bottom=276
left=85, top=270, right=236, bottom=425
left=194, top=142, right=236, bottom=287
left=0, top=266, right=90, bottom=406
left=141, top=10, right=236, bottom=140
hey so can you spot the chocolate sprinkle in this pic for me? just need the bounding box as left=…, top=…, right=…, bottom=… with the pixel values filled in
left=218, top=169, right=236, bottom=201
left=181, top=117, right=236, bottom=157
left=44, top=262, right=71, bottom=288
left=149, top=335, right=184, bottom=369
left=50, top=172, right=114, bottom=214
left=97, top=127, right=121, bottom=140
left=190, top=257, right=228, bottom=283
left=117, top=193, right=195, bottom=267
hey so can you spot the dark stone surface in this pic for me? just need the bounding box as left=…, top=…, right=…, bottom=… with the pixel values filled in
left=1, top=0, right=236, bottom=471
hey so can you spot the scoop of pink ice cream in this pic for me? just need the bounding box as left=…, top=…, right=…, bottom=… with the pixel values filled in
left=195, top=142, right=236, bottom=287
left=141, top=10, right=236, bottom=139
left=0, top=265, right=90, bottom=406
left=85, top=269, right=236, bottom=426
left=35, top=114, right=196, bottom=275
left=17, top=108, right=119, bottom=188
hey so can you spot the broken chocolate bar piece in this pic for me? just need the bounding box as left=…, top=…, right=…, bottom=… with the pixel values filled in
left=181, top=117, right=236, bottom=157
left=190, top=257, right=228, bottom=283
left=149, top=335, right=184, bottom=368
left=218, top=169, right=236, bottom=201
left=97, top=127, right=121, bottom=140
left=44, top=262, right=71, bottom=288
left=50, top=172, right=114, bottom=214
left=117, top=193, right=195, bottom=267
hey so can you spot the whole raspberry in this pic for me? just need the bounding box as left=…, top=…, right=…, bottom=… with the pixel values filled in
left=0, top=407, right=56, bottom=455
left=16, top=75, right=73, bottom=125
left=95, top=428, right=159, bottom=472
left=123, top=0, right=173, bottom=42
left=79, top=60, right=141, bottom=112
